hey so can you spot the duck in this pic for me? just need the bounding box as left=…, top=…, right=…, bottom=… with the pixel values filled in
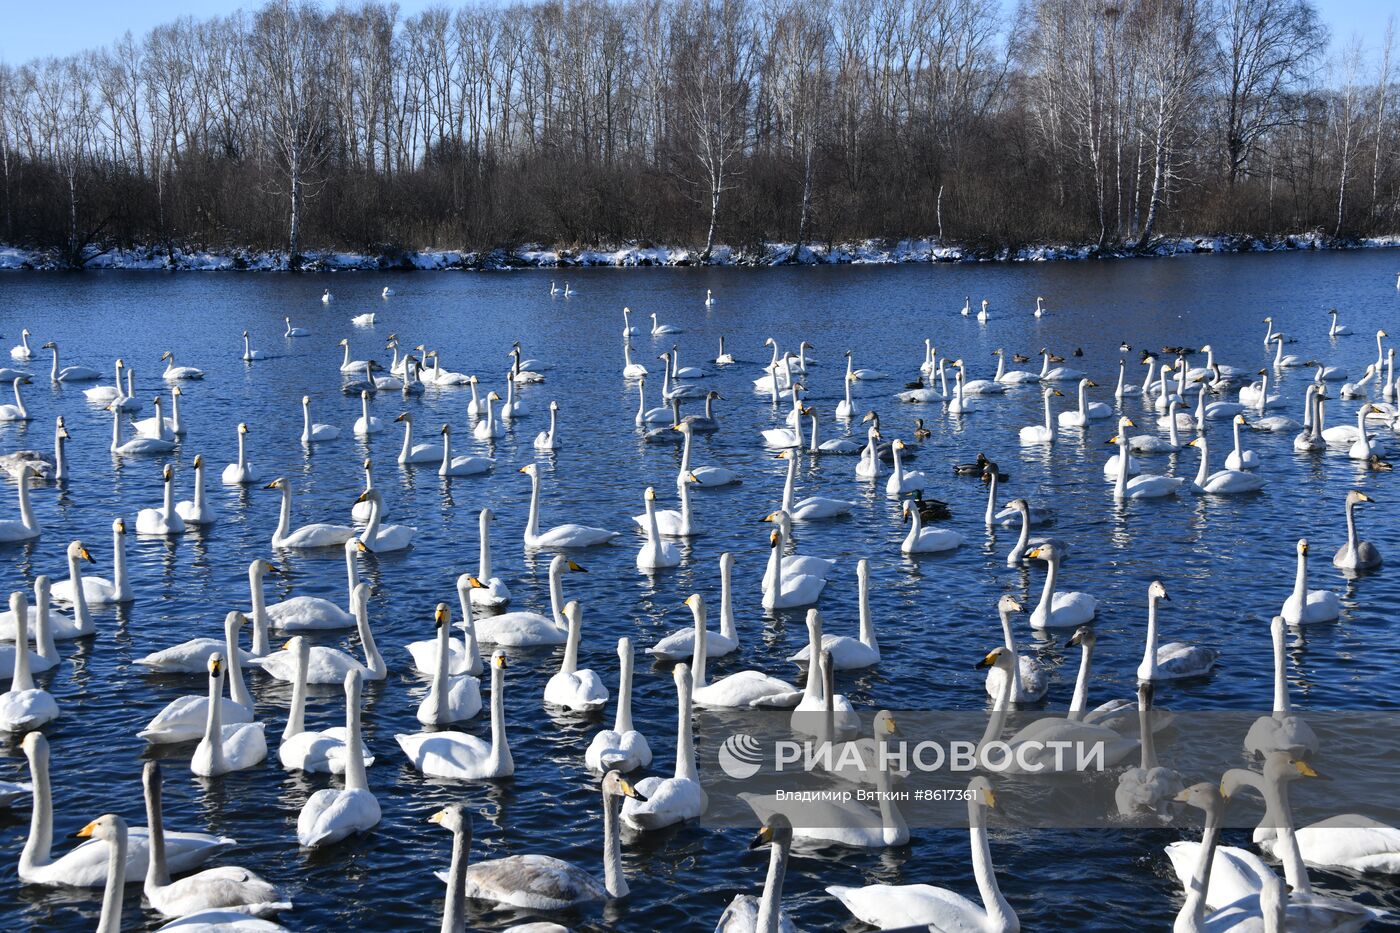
left=1280, top=538, right=1340, bottom=625
left=1026, top=542, right=1097, bottom=629
left=1135, top=580, right=1217, bottom=681
left=519, top=463, right=619, bottom=548
left=296, top=669, right=381, bottom=845
left=543, top=601, right=609, bottom=711
left=396, top=650, right=514, bottom=780
left=621, top=663, right=707, bottom=830
left=585, top=637, right=653, bottom=772
left=190, top=653, right=268, bottom=776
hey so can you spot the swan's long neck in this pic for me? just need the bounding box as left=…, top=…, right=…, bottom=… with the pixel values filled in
left=678, top=477, right=692, bottom=535
left=1068, top=636, right=1093, bottom=720
left=615, top=643, right=634, bottom=733
left=1179, top=799, right=1222, bottom=930
left=1142, top=358, right=1155, bottom=394
left=644, top=496, right=662, bottom=550
left=1344, top=497, right=1359, bottom=557
left=675, top=671, right=697, bottom=783
left=344, top=676, right=369, bottom=792
left=1114, top=361, right=1125, bottom=399
left=144, top=768, right=170, bottom=889
left=1010, top=506, right=1030, bottom=565
left=802, top=616, right=823, bottom=700
left=856, top=563, right=875, bottom=650
left=998, top=609, right=1022, bottom=700
left=12, top=379, right=26, bottom=418
left=525, top=473, right=541, bottom=543
left=54, top=424, right=67, bottom=480
left=235, top=429, right=247, bottom=470
left=275, top=484, right=292, bottom=543
left=21, top=739, right=52, bottom=872
left=562, top=608, right=581, bottom=675
left=1038, top=352, right=1049, bottom=378
left=1265, top=770, right=1312, bottom=895
left=1193, top=436, right=1210, bottom=488
left=1037, top=553, right=1059, bottom=619
left=1077, top=380, right=1088, bottom=416
left=226, top=622, right=253, bottom=709
left=49, top=346, right=59, bottom=381
left=248, top=564, right=270, bottom=656
left=872, top=744, right=907, bottom=845
left=399, top=419, right=414, bottom=460
left=891, top=443, right=904, bottom=483
left=1166, top=402, right=1181, bottom=446
left=150, top=397, right=164, bottom=438
left=456, top=579, right=481, bottom=673
left=781, top=455, right=796, bottom=513
left=903, top=504, right=923, bottom=552
left=1232, top=416, right=1244, bottom=457
left=191, top=461, right=205, bottom=516
left=602, top=787, right=628, bottom=898
left=203, top=668, right=227, bottom=773
left=439, top=427, right=452, bottom=471
left=977, top=659, right=1013, bottom=758
left=97, top=823, right=126, bottom=933
left=1141, top=595, right=1160, bottom=679
left=984, top=473, right=998, bottom=526
left=690, top=602, right=708, bottom=689
left=1114, top=432, right=1130, bottom=499
left=432, top=618, right=451, bottom=723
left=355, top=590, right=384, bottom=677
left=969, top=796, right=1016, bottom=932
left=478, top=512, right=493, bottom=579
left=67, top=550, right=91, bottom=635
left=442, top=823, right=469, bottom=933
left=110, top=406, right=121, bottom=451
left=1270, top=619, right=1290, bottom=715
left=756, top=834, right=791, bottom=933
left=1042, top=390, right=1053, bottom=433
left=807, top=412, right=820, bottom=451
left=33, top=581, right=55, bottom=661
left=1140, top=691, right=1158, bottom=770
left=284, top=642, right=308, bottom=740
left=1291, top=546, right=1308, bottom=607
left=487, top=663, right=511, bottom=775
left=162, top=469, right=176, bottom=517
left=9, top=595, right=33, bottom=692
left=1273, top=337, right=1284, bottom=367
left=361, top=494, right=383, bottom=548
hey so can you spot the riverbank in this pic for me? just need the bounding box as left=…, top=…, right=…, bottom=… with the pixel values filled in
left=2, top=231, right=1397, bottom=271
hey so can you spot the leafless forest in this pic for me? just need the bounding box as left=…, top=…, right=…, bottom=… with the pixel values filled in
left=0, top=0, right=1395, bottom=264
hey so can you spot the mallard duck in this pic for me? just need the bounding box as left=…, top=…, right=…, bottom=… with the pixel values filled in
left=913, top=418, right=931, bottom=440
left=1368, top=453, right=1393, bottom=471
left=907, top=490, right=951, bottom=521
left=953, top=452, right=992, bottom=476
left=1012, top=353, right=1030, bottom=364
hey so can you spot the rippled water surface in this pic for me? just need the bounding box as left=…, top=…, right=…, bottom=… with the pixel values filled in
left=1, top=251, right=1399, bottom=930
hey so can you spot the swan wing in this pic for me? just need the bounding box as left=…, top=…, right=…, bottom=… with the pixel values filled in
left=828, top=882, right=986, bottom=930
left=464, top=854, right=604, bottom=909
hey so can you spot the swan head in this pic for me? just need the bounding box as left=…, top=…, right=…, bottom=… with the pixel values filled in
left=748, top=813, right=792, bottom=850
left=673, top=661, right=693, bottom=693
left=1149, top=580, right=1169, bottom=602
left=1173, top=781, right=1220, bottom=812
left=434, top=603, right=450, bottom=628
left=967, top=776, right=996, bottom=809
left=263, top=478, right=286, bottom=490
left=353, top=488, right=382, bottom=506
left=684, top=472, right=700, bottom=484
left=160, top=351, right=173, bottom=362
left=160, top=463, right=174, bottom=482
left=644, top=486, right=657, bottom=502
left=429, top=803, right=471, bottom=836
left=1024, top=542, right=1061, bottom=563
left=74, top=813, right=125, bottom=843
left=975, top=646, right=1012, bottom=670
left=208, top=652, right=225, bottom=679
left=602, top=769, right=647, bottom=803
left=56, top=417, right=68, bottom=440
left=892, top=438, right=906, bottom=451
left=41, top=341, right=56, bottom=350
left=440, top=423, right=451, bottom=435
left=518, top=463, right=537, bottom=477
left=237, top=422, right=249, bottom=435
left=253, top=559, right=280, bottom=577
left=1380, top=330, right=1389, bottom=338
left=1296, top=538, right=1309, bottom=556
left=1347, top=490, right=1375, bottom=506
left=1067, top=625, right=1094, bottom=648
left=487, top=391, right=501, bottom=401
left=281, top=635, right=307, bottom=655
left=113, top=517, right=126, bottom=534
left=1083, top=379, right=1098, bottom=388
left=996, top=594, right=1025, bottom=615
left=393, top=412, right=412, bottom=424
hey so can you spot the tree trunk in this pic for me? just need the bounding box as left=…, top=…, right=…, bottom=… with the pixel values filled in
left=702, top=174, right=720, bottom=262
left=289, top=164, right=302, bottom=265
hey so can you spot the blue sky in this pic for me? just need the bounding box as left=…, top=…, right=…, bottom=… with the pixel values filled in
left=0, top=0, right=1391, bottom=63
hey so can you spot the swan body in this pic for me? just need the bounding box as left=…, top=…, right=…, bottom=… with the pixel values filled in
left=901, top=499, right=965, bottom=553
left=1188, top=433, right=1266, bottom=494
left=397, top=650, right=514, bottom=780
left=190, top=654, right=267, bottom=776
left=1334, top=490, right=1381, bottom=570
left=689, top=610, right=800, bottom=709
left=543, top=602, right=609, bottom=711
left=1026, top=543, right=1096, bottom=629
left=354, top=487, right=417, bottom=552
left=787, top=559, right=880, bottom=670
left=221, top=423, right=260, bottom=484
left=42, top=342, right=101, bottom=382
left=520, top=463, right=618, bottom=548
left=136, top=465, right=187, bottom=536
left=266, top=478, right=354, bottom=548
left=0, top=592, right=59, bottom=732
left=586, top=638, right=653, bottom=772
left=1280, top=538, right=1340, bottom=624
left=283, top=317, right=309, bottom=337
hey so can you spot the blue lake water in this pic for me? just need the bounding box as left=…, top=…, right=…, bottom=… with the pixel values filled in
left=0, top=250, right=1398, bottom=930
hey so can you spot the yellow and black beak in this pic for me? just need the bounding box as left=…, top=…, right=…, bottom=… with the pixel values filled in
left=975, top=649, right=1001, bottom=670
left=73, top=819, right=100, bottom=839
left=1295, top=760, right=1320, bottom=779
left=748, top=824, right=775, bottom=850
left=428, top=808, right=447, bottom=824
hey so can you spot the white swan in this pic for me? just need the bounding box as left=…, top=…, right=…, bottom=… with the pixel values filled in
left=0, top=591, right=59, bottom=732
left=675, top=421, right=739, bottom=486
left=0, top=577, right=59, bottom=678
left=240, top=331, right=266, bottom=362
left=136, top=604, right=259, bottom=676
left=175, top=455, right=216, bottom=526
left=1280, top=538, right=1340, bottom=624
left=397, top=650, right=514, bottom=780
left=982, top=594, right=1045, bottom=704
left=622, top=663, right=708, bottom=830
left=1187, top=431, right=1265, bottom=494
left=788, top=609, right=859, bottom=739
left=1019, top=387, right=1063, bottom=444
left=586, top=638, right=652, bottom=772
left=827, top=777, right=1015, bottom=929
left=787, top=558, right=880, bottom=669
left=901, top=498, right=965, bottom=553
left=520, top=463, right=618, bottom=548
left=296, top=670, right=381, bottom=846
left=543, top=601, right=609, bottom=711
left=776, top=449, right=853, bottom=521
left=266, top=477, right=354, bottom=548
left=650, top=312, right=681, bottom=335
left=0, top=543, right=94, bottom=641
left=0, top=464, right=41, bottom=542
left=469, top=508, right=511, bottom=608
left=1223, top=413, right=1260, bottom=470
left=139, top=614, right=255, bottom=744
left=354, top=488, right=417, bottom=552
left=265, top=545, right=359, bottom=631
left=391, top=412, right=440, bottom=464
left=278, top=636, right=377, bottom=773
left=621, top=306, right=639, bottom=335
left=53, top=519, right=131, bottom=604
left=0, top=375, right=31, bottom=421
left=10, top=328, right=34, bottom=361
left=220, top=422, right=259, bottom=485
left=533, top=400, right=561, bottom=450
left=1026, top=542, right=1097, bottom=629
left=255, top=586, right=384, bottom=684
left=1057, top=377, right=1110, bottom=427
left=635, top=486, right=681, bottom=570
left=299, top=396, right=339, bottom=443
left=472, top=390, right=504, bottom=439
left=414, top=604, right=481, bottom=725
left=160, top=351, right=204, bottom=381
left=351, top=391, right=382, bottom=437
left=884, top=438, right=929, bottom=495
left=760, top=510, right=833, bottom=609
left=407, top=593, right=481, bottom=677
left=283, top=317, right=309, bottom=337
left=141, top=761, right=288, bottom=918
left=1243, top=614, right=1319, bottom=759
left=1109, top=421, right=1183, bottom=499
left=41, top=342, right=101, bottom=382
left=690, top=610, right=801, bottom=709
left=136, top=464, right=186, bottom=535
left=439, top=424, right=494, bottom=476
left=716, top=815, right=799, bottom=933
left=19, top=733, right=232, bottom=887
left=110, top=400, right=175, bottom=455
left=1136, top=580, right=1217, bottom=681
left=854, top=425, right=883, bottom=479
left=649, top=569, right=739, bottom=661
left=1334, top=489, right=1380, bottom=570
left=472, top=555, right=580, bottom=646
left=190, top=653, right=267, bottom=776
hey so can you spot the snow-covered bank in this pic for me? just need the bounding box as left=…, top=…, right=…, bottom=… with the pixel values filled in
left=2, top=232, right=1397, bottom=271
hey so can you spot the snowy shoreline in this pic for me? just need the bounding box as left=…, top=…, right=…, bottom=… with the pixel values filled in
left=2, top=232, right=1397, bottom=272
